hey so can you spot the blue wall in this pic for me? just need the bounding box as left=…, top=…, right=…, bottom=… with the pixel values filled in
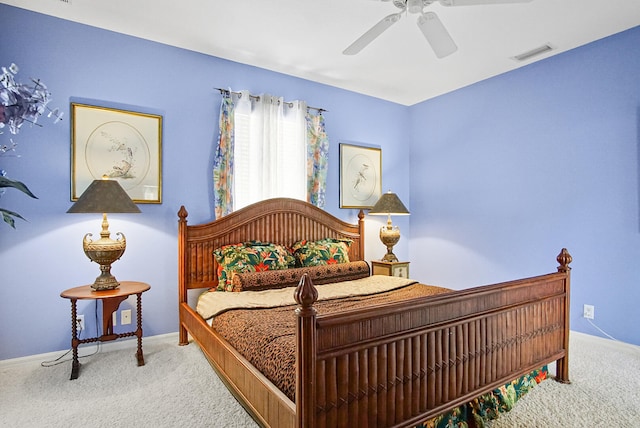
left=1, top=4, right=638, bottom=360
left=0, top=5, right=410, bottom=359
left=409, top=26, right=640, bottom=346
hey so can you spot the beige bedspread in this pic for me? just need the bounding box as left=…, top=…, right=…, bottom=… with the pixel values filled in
left=197, top=274, right=422, bottom=320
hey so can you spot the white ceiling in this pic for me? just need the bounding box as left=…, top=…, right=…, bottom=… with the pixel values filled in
left=3, top=0, right=640, bottom=105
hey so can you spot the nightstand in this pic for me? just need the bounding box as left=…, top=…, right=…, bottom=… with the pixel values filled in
left=371, top=260, right=410, bottom=278
left=60, top=281, right=150, bottom=380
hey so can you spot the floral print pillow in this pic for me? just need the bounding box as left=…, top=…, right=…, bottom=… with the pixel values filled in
left=290, top=238, right=352, bottom=267
left=213, top=241, right=295, bottom=291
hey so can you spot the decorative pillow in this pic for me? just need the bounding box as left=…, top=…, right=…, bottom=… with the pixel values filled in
left=290, top=238, right=352, bottom=267
left=213, top=241, right=295, bottom=291
left=232, top=260, right=370, bottom=292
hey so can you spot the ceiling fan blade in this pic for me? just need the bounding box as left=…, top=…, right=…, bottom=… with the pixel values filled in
left=439, top=0, right=532, bottom=6
left=343, top=12, right=402, bottom=55
left=417, top=12, right=458, bottom=58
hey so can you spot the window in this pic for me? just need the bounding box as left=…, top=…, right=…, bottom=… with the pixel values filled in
left=213, top=90, right=328, bottom=219
left=233, top=94, right=307, bottom=210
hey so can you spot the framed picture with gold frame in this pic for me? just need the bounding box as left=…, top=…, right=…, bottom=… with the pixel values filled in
left=71, top=103, right=163, bottom=203
left=339, top=142, right=382, bottom=209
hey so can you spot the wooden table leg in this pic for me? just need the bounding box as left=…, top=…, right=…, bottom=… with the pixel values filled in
left=70, top=298, right=80, bottom=380
left=135, top=292, right=145, bottom=366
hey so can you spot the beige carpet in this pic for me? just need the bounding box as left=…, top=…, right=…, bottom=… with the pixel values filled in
left=487, top=332, right=640, bottom=427
left=1, top=335, right=258, bottom=427
left=1, top=332, right=638, bottom=427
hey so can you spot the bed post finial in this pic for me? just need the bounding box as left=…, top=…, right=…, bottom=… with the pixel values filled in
left=294, top=274, right=318, bottom=310
left=557, top=248, right=572, bottom=272
left=178, top=205, right=188, bottom=222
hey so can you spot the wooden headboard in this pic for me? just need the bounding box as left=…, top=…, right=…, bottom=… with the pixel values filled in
left=178, top=198, right=365, bottom=293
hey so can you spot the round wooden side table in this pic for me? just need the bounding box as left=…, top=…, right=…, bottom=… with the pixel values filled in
left=60, top=281, right=150, bottom=380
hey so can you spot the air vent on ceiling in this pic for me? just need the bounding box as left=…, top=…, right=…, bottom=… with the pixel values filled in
left=512, top=43, right=554, bottom=62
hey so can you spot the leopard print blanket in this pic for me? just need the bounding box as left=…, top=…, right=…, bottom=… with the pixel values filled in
left=210, top=283, right=451, bottom=402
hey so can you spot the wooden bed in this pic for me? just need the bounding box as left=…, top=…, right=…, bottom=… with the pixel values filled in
left=178, top=198, right=571, bottom=428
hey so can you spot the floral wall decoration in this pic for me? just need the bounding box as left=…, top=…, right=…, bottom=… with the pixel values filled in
left=0, top=63, right=62, bottom=228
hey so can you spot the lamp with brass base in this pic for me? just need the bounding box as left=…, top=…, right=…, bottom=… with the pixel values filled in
left=67, top=177, right=141, bottom=291
left=368, top=191, right=410, bottom=262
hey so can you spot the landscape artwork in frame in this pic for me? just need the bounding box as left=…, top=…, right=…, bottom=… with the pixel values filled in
left=71, top=103, right=163, bottom=203
left=339, top=143, right=382, bottom=208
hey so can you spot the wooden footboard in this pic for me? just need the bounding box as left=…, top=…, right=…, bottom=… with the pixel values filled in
left=296, top=249, right=571, bottom=428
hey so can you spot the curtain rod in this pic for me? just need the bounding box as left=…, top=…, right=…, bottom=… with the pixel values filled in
left=215, top=88, right=327, bottom=113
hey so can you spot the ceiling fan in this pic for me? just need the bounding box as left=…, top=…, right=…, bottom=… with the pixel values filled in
left=343, top=0, right=533, bottom=58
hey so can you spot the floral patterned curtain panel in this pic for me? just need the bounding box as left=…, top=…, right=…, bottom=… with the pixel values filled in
left=306, top=110, right=328, bottom=208
left=212, top=91, right=328, bottom=218
left=213, top=93, right=234, bottom=219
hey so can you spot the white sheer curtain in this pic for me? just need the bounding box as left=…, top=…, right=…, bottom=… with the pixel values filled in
left=233, top=91, right=307, bottom=210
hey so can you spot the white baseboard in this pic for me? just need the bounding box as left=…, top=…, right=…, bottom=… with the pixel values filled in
left=0, top=332, right=179, bottom=369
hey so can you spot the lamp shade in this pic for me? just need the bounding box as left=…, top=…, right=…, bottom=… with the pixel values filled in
left=368, top=191, right=410, bottom=216
left=67, top=179, right=141, bottom=214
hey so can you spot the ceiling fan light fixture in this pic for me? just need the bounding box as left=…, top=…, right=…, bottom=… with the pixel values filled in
left=407, top=0, right=424, bottom=13
left=512, top=43, right=554, bottom=61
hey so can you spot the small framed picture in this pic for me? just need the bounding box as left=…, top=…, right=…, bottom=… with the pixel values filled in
left=339, top=143, right=382, bottom=208
left=71, top=103, right=163, bottom=203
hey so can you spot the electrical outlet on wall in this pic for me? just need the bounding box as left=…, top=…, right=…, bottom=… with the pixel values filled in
left=121, top=309, right=132, bottom=325
left=583, top=304, right=594, bottom=320
left=112, top=312, right=117, bottom=327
